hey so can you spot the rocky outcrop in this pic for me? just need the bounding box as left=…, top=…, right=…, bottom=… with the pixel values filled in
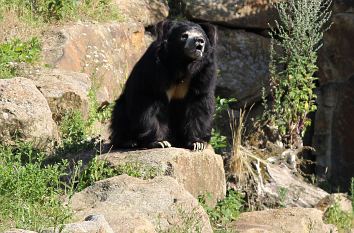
left=114, top=0, right=169, bottom=26
left=313, top=9, right=354, bottom=191
left=41, top=22, right=147, bottom=104
left=99, top=148, right=226, bottom=205
left=216, top=28, right=271, bottom=105
left=0, top=77, right=58, bottom=148
left=70, top=175, right=213, bottom=233
left=229, top=207, right=337, bottom=233
left=181, top=0, right=278, bottom=29
left=26, top=68, right=91, bottom=122
left=263, top=163, right=329, bottom=207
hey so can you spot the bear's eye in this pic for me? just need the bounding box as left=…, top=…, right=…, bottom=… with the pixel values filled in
left=181, top=33, right=188, bottom=40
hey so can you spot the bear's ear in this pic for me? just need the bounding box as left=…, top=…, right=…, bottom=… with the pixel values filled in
left=199, top=23, right=217, bottom=47
left=155, top=20, right=174, bottom=42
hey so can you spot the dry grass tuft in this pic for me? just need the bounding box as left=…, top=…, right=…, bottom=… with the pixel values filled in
left=228, top=108, right=268, bottom=190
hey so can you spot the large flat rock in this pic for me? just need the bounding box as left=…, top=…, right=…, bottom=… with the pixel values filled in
left=263, top=163, right=329, bottom=208
left=99, top=148, right=226, bottom=205
left=229, top=207, right=337, bottom=233
left=71, top=175, right=213, bottom=233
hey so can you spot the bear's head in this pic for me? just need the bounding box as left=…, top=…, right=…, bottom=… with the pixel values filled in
left=155, top=20, right=217, bottom=62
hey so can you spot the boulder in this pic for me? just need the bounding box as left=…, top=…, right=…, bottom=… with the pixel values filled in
left=41, top=22, right=147, bottom=104
left=181, top=0, right=278, bottom=29
left=313, top=12, right=354, bottom=191
left=263, top=163, right=329, bottom=207
left=0, top=77, right=58, bottom=148
left=114, top=0, right=169, bottom=26
left=44, top=215, right=114, bottom=233
left=228, top=207, right=337, bottom=233
left=70, top=175, right=213, bottom=233
left=316, top=193, right=353, bottom=214
left=26, top=68, right=91, bottom=122
left=216, top=28, right=271, bottom=105
left=99, top=148, right=226, bottom=205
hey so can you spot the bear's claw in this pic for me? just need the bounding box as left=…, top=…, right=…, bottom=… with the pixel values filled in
left=155, top=141, right=171, bottom=148
left=192, top=142, right=207, bottom=151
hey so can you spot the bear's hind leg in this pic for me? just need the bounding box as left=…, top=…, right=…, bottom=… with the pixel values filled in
left=135, top=98, right=171, bottom=149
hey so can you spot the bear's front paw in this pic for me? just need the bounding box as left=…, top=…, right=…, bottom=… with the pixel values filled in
left=190, top=141, right=207, bottom=151
left=148, top=141, right=171, bottom=148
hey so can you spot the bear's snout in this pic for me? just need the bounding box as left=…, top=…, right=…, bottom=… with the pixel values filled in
left=195, top=37, right=205, bottom=51
left=184, top=29, right=206, bottom=59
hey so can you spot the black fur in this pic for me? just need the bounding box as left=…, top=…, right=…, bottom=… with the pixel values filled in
left=110, top=20, right=217, bottom=150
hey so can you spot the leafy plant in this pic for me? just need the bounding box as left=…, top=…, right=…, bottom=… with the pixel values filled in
left=211, top=97, right=236, bottom=153
left=87, top=88, right=113, bottom=125
left=262, top=0, right=332, bottom=146
left=199, top=190, right=244, bottom=232
left=0, top=37, right=41, bottom=78
left=214, top=97, right=237, bottom=118
left=57, top=110, right=93, bottom=154
left=210, top=128, right=228, bottom=152
left=324, top=202, right=353, bottom=231
left=277, top=186, right=288, bottom=208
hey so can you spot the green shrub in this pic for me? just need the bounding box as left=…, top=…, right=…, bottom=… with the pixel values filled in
left=211, top=97, right=236, bottom=153
left=0, top=37, right=41, bottom=78
left=277, top=186, right=288, bottom=208
left=262, top=0, right=332, bottom=146
left=210, top=128, right=228, bottom=152
left=199, top=190, right=244, bottom=232
left=87, top=88, right=114, bottom=126
left=58, top=110, right=90, bottom=153
left=324, top=202, right=353, bottom=231
left=0, top=142, right=72, bottom=231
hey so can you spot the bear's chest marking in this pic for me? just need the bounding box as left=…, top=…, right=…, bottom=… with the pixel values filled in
left=166, top=77, right=191, bottom=101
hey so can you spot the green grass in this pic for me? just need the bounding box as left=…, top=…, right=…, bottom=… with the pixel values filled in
left=0, top=37, right=41, bottom=78
left=199, top=190, right=244, bottom=232
left=0, top=0, right=123, bottom=24
left=0, top=142, right=72, bottom=232
left=324, top=178, right=354, bottom=232
left=0, top=100, right=161, bottom=231
left=74, top=159, right=162, bottom=192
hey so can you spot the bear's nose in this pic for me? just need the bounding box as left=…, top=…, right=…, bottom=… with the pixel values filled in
left=195, top=37, right=205, bottom=45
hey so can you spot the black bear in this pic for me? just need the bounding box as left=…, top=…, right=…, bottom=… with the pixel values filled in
left=110, top=20, right=217, bottom=151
